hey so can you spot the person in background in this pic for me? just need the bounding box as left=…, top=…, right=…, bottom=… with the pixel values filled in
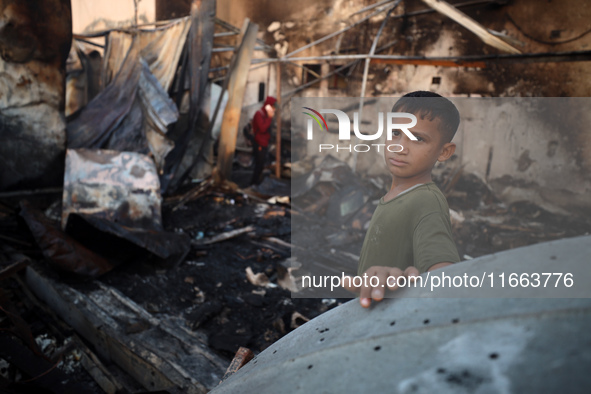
left=250, top=96, right=276, bottom=185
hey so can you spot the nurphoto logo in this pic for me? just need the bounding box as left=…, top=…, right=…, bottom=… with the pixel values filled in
left=302, top=107, right=417, bottom=153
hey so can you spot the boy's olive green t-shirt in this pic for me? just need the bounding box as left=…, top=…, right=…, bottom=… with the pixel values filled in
left=357, top=182, right=460, bottom=275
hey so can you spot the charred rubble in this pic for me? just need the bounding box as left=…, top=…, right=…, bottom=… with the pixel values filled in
left=2, top=0, right=591, bottom=392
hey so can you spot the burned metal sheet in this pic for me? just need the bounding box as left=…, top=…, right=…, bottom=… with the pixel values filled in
left=19, top=202, right=114, bottom=277
left=25, top=267, right=226, bottom=393
left=212, top=235, right=591, bottom=393
left=138, top=59, right=179, bottom=133
left=138, top=58, right=178, bottom=170
left=167, top=82, right=229, bottom=187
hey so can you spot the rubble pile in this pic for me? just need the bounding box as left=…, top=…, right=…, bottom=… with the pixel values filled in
left=2, top=151, right=591, bottom=391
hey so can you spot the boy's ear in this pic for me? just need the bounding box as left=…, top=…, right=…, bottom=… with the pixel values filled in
left=437, top=142, right=456, bottom=162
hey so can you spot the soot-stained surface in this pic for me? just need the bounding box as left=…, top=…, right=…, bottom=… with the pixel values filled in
left=100, top=190, right=342, bottom=360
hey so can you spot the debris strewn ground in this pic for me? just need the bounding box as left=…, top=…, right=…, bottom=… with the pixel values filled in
left=2, top=157, right=591, bottom=391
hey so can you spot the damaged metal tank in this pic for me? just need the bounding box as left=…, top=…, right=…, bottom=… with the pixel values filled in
left=212, top=235, right=591, bottom=393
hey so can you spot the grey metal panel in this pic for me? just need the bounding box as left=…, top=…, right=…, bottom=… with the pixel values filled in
left=212, top=235, right=591, bottom=393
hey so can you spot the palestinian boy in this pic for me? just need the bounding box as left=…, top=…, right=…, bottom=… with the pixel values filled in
left=345, top=91, right=461, bottom=308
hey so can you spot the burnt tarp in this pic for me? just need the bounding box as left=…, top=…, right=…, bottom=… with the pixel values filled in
left=66, top=39, right=142, bottom=149
left=65, top=41, right=102, bottom=117
left=66, top=12, right=218, bottom=187
left=61, top=149, right=190, bottom=267
left=101, top=19, right=190, bottom=92
left=0, top=0, right=72, bottom=191
left=66, top=37, right=179, bottom=172
left=67, top=5, right=220, bottom=191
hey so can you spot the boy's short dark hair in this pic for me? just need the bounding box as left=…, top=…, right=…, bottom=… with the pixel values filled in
left=391, top=91, right=460, bottom=143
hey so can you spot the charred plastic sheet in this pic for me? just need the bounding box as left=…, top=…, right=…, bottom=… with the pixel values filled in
left=66, top=40, right=141, bottom=150
left=66, top=39, right=178, bottom=172
left=62, top=149, right=190, bottom=267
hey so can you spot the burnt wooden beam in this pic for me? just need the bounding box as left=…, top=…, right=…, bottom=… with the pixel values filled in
left=216, top=21, right=259, bottom=182
left=25, top=265, right=226, bottom=393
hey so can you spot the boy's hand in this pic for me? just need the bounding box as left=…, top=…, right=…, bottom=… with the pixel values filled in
left=343, top=265, right=420, bottom=308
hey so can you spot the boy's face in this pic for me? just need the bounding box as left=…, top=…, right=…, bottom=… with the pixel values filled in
left=384, top=114, right=455, bottom=183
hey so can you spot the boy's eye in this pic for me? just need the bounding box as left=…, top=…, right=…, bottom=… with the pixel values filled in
left=416, top=136, right=424, bottom=142
left=392, top=130, right=400, bottom=136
